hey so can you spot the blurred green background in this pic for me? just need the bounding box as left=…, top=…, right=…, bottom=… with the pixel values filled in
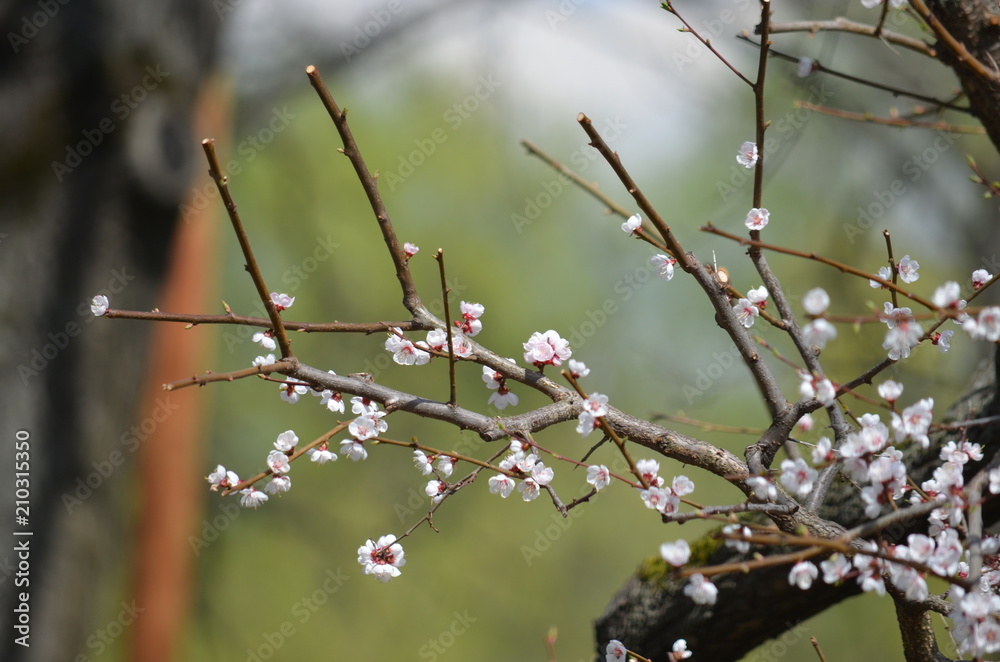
left=91, top=0, right=1000, bottom=660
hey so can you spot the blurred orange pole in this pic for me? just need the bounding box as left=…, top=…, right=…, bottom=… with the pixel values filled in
left=128, top=74, right=229, bottom=662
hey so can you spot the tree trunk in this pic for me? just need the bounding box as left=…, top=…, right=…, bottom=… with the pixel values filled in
left=0, top=2, right=218, bottom=660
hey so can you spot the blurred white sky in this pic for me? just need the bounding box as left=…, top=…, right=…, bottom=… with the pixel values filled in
left=220, top=0, right=762, bottom=155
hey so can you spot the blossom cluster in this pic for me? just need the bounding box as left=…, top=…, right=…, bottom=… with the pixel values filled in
left=606, top=637, right=691, bottom=661
left=637, top=459, right=694, bottom=517
left=488, top=440, right=555, bottom=502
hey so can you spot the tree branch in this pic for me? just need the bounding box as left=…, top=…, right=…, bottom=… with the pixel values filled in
left=201, top=139, right=295, bottom=358
left=305, top=65, right=426, bottom=317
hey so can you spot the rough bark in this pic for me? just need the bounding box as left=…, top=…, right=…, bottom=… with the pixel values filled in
left=595, top=349, right=999, bottom=661
left=925, top=0, right=1000, bottom=149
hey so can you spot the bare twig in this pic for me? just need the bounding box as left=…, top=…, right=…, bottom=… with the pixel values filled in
left=662, top=2, right=753, bottom=87
left=662, top=502, right=797, bottom=524
left=578, top=114, right=788, bottom=417
left=766, top=17, right=935, bottom=57
left=103, top=307, right=425, bottom=333
left=201, top=139, right=295, bottom=358
left=811, top=637, right=828, bottom=662
left=967, top=156, right=1000, bottom=198
left=883, top=230, right=900, bottom=309
left=163, top=359, right=296, bottom=391
left=520, top=140, right=632, bottom=219
left=306, top=65, right=426, bottom=317
left=795, top=102, right=984, bottom=134
left=223, top=420, right=350, bottom=494
left=740, top=35, right=971, bottom=113
left=702, top=223, right=942, bottom=312
left=433, top=249, right=458, bottom=406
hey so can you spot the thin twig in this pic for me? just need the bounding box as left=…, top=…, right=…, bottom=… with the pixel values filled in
left=692, top=507, right=970, bottom=588
left=662, top=2, right=753, bottom=87
left=375, top=437, right=518, bottom=478
left=751, top=1, right=770, bottom=211
left=201, top=139, right=295, bottom=358
left=222, top=420, right=350, bottom=494
left=702, top=223, right=941, bottom=311
left=662, top=502, right=797, bottom=524
left=305, top=65, right=425, bottom=317
left=811, top=636, right=828, bottom=662
left=937, top=413, right=1000, bottom=430
left=103, top=307, right=426, bottom=333
left=521, top=140, right=632, bottom=219
left=527, top=428, right=641, bottom=488
left=576, top=113, right=686, bottom=267
left=766, top=17, right=935, bottom=57
left=561, top=374, right=648, bottom=489
left=795, top=101, right=984, bottom=134
left=163, top=359, right=296, bottom=391
left=578, top=115, right=788, bottom=416
left=883, top=230, right=900, bottom=309
left=967, top=156, right=1000, bottom=197
left=433, top=249, right=458, bottom=406
left=740, top=35, right=970, bottom=113
left=652, top=413, right=765, bottom=436
left=743, top=1, right=853, bottom=480
left=521, top=139, right=672, bottom=255
left=873, top=0, right=891, bottom=38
